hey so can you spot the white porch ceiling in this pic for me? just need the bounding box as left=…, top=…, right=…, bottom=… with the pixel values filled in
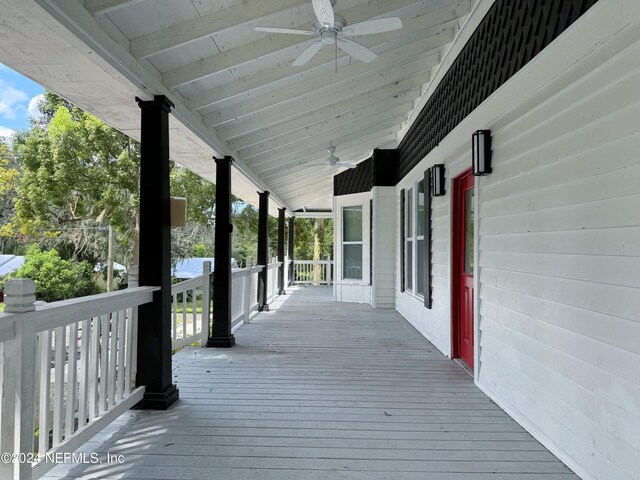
left=0, top=0, right=473, bottom=213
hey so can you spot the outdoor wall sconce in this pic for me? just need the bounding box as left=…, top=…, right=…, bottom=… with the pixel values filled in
left=170, top=196, right=187, bottom=228
left=472, top=129, right=492, bottom=176
left=431, top=164, right=446, bottom=196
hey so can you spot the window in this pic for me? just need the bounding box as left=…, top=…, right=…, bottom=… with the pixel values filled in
left=343, top=206, right=363, bottom=279
left=404, top=188, right=413, bottom=291
left=404, top=181, right=426, bottom=298
left=416, top=180, right=425, bottom=296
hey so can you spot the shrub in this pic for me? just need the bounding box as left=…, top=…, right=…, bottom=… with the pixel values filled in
left=10, top=245, right=99, bottom=302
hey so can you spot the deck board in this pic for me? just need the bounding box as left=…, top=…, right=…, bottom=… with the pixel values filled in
left=43, top=287, right=578, bottom=479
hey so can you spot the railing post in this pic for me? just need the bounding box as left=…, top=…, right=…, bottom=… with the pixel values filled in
left=243, top=261, right=253, bottom=324
left=327, top=257, right=332, bottom=286
left=128, top=265, right=139, bottom=288
left=202, top=261, right=212, bottom=343
left=3, top=279, right=37, bottom=480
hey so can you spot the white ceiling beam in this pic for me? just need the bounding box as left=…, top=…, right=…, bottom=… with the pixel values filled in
left=85, top=0, right=144, bottom=15
left=246, top=114, right=404, bottom=169
left=228, top=93, right=420, bottom=152
left=238, top=101, right=410, bottom=160
left=130, top=0, right=307, bottom=59
left=293, top=212, right=334, bottom=219
left=163, top=0, right=466, bottom=89
left=217, top=73, right=427, bottom=141
left=206, top=52, right=439, bottom=127
left=188, top=32, right=450, bottom=111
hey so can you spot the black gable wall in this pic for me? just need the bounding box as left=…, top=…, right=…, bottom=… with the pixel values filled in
left=334, top=0, right=599, bottom=194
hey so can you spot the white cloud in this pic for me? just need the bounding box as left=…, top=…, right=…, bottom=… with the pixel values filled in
left=0, top=126, right=16, bottom=141
left=0, top=79, right=29, bottom=120
left=28, top=93, right=45, bottom=119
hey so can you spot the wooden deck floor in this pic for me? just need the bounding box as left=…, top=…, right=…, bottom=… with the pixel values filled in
left=44, top=287, right=578, bottom=479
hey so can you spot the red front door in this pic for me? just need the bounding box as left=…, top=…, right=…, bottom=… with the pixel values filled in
left=453, top=170, right=475, bottom=369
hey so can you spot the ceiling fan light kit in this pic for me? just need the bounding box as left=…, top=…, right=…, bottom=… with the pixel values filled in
left=255, top=0, right=403, bottom=67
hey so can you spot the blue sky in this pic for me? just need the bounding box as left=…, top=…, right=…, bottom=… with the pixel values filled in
left=0, top=63, right=45, bottom=139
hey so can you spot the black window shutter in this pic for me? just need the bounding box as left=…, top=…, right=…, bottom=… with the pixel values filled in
left=370, top=199, right=373, bottom=286
left=400, top=189, right=405, bottom=292
left=424, top=170, right=433, bottom=309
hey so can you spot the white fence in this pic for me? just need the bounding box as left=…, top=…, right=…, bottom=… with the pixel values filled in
left=170, top=261, right=212, bottom=349
left=292, top=259, right=333, bottom=285
left=0, top=280, right=156, bottom=480
left=265, top=261, right=283, bottom=304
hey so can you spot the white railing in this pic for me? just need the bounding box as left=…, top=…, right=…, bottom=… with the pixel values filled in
left=170, top=261, right=212, bottom=350
left=0, top=279, right=156, bottom=480
left=265, top=261, right=283, bottom=303
left=292, top=259, right=333, bottom=285
left=230, top=261, right=263, bottom=326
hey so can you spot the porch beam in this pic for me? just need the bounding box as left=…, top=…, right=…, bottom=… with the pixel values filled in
left=134, top=95, right=178, bottom=410
left=207, top=156, right=235, bottom=348
left=278, top=208, right=286, bottom=295
left=257, top=191, right=270, bottom=311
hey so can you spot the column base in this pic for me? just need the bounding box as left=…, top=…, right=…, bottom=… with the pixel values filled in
left=206, top=335, right=236, bottom=348
left=134, top=384, right=179, bottom=410
left=258, top=304, right=270, bottom=312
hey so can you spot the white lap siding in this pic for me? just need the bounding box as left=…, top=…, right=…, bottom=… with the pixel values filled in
left=392, top=2, right=640, bottom=479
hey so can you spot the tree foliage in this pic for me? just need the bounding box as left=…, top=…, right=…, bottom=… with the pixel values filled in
left=10, top=245, right=98, bottom=302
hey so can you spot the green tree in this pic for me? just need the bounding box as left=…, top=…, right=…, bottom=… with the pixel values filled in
left=12, top=96, right=140, bottom=267
left=10, top=245, right=98, bottom=302
left=0, top=140, right=20, bottom=251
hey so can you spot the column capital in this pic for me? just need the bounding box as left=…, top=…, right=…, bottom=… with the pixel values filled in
left=135, top=95, right=175, bottom=112
left=214, top=155, right=234, bottom=164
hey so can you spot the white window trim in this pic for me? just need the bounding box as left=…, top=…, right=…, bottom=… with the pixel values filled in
left=404, top=181, right=425, bottom=299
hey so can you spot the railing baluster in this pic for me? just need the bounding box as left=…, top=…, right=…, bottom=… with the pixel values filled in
left=99, top=314, right=110, bottom=415
left=108, top=312, right=118, bottom=408
left=116, top=310, right=126, bottom=402
left=124, top=308, right=133, bottom=396
left=78, top=319, right=89, bottom=428
left=38, top=330, right=51, bottom=454
left=88, top=317, right=100, bottom=420
left=181, top=289, right=187, bottom=343
left=192, top=287, right=197, bottom=338
left=172, top=293, right=178, bottom=343
left=65, top=322, right=78, bottom=440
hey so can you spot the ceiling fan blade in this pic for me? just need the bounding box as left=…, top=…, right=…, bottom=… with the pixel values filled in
left=255, top=26, right=317, bottom=35
left=293, top=40, right=323, bottom=66
left=336, top=162, right=357, bottom=169
left=337, top=38, right=377, bottom=63
left=341, top=17, right=403, bottom=36
left=312, top=0, right=334, bottom=28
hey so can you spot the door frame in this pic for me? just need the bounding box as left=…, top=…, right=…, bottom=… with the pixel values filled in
left=451, top=168, right=474, bottom=363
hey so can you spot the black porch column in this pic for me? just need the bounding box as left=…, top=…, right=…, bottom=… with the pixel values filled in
left=207, top=156, right=236, bottom=348
left=257, top=191, right=270, bottom=311
left=288, top=216, right=295, bottom=286
left=135, top=95, right=178, bottom=410
left=277, top=208, right=286, bottom=295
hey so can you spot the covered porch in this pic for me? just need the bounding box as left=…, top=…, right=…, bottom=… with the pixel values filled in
left=42, top=287, right=576, bottom=480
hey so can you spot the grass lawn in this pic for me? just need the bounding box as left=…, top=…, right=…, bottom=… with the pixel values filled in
left=0, top=303, right=4, bottom=312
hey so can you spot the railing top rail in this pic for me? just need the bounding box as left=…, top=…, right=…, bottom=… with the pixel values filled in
left=171, top=276, right=204, bottom=291
left=232, top=265, right=263, bottom=277
left=0, top=286, right=159, bottom=333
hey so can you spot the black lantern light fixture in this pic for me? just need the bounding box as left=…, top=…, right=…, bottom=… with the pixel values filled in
left=472, top=129, right=492, bottom=176
left=431, top=164, right=446, bottom=196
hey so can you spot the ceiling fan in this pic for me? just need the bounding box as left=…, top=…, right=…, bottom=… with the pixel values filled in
left=309, top=146, right=357, bottom=170
left=254, top=0, right=403, bottom=66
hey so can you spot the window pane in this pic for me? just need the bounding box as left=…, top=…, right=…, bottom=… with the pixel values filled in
left=406, top=240, right=413, bottom=291
left=464, top=188, right=475, bottom=275
left=406, top=188, right=413, bottom=237
left=417, top=238, right=424, bottom=295
left=417, top=180, right=425, bottom=236
left=343, top=206, right=362, bottom=242
left=343, top=244, right=363, bottom=279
